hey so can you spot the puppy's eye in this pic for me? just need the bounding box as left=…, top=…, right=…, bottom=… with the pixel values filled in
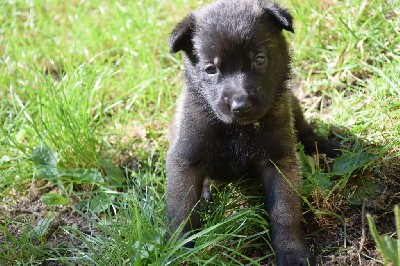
left=205, top=65, right=218, bottom=75
left=254, top=55, right=266, bottom=66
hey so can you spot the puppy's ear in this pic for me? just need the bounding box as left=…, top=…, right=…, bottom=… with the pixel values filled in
left=169, top=14, right=195, bottom=54
left=261, top=2, right=294, bottom=33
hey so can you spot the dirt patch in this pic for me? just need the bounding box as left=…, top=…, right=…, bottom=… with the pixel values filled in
left=0, top=181, right=91, bottom=263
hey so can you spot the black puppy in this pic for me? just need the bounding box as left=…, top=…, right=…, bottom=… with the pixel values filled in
left=166, top=0, right=339, bottom=265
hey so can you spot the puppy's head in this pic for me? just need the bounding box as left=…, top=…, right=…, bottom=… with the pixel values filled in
left=170, top=0, right=294, bottom=125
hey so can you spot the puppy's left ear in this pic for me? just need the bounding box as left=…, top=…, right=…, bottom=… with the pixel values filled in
left=261, top=2, right=294, bottom=33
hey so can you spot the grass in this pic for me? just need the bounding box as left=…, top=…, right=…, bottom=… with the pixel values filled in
left=0, top=0, right=399, bottom=264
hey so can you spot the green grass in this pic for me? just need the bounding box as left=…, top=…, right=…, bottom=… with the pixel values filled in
left=0, top=0, right=399, bottom=265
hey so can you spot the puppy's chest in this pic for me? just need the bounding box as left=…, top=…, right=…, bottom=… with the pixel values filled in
left=204, top=128, right=271, bottom=177
left=226, top=130, right=267, bottom=161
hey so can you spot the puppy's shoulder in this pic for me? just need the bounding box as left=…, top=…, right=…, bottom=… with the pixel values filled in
left=169, top=89, right=187, bottom=144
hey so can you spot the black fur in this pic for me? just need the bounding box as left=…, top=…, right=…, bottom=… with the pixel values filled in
left=166, top=1, right=340, bottom=265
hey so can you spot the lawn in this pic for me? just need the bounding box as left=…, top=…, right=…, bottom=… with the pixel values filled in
left=0, top=0, right=399, bottom=264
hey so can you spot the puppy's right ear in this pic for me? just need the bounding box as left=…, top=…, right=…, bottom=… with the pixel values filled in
left=169, top=14, right=195, bottom=54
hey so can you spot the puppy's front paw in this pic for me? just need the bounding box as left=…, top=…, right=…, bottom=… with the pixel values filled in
left=276, top=248, right=316, bottom=266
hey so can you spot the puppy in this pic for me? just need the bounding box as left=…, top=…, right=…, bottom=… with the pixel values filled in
left=166, top=0, right=340, bottom=265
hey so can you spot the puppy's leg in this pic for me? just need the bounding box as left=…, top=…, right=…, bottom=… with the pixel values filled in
left=261, top=157, right=316, bottom=266
left=291, top=93, right=341, bottom=157
left=166, top=157, right=204, bottom=247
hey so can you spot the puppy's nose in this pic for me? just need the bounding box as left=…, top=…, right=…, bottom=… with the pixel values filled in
left=231, top=99, right=252, bottom=114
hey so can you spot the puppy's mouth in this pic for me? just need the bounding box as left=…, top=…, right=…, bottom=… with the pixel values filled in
left=216, top=107, right=267, bottom=125
left=231, top=114, right=261, bottom=125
